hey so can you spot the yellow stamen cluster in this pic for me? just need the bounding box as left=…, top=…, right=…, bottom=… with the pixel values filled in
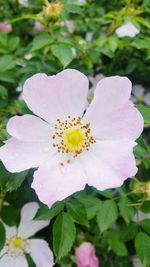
left=52, top=116, right=95, bottom=157
left=44, top=2, right=64, bottom=18
left=133, top=181, right=150, bottom=199
left=11, top=237, right=24, bottom=249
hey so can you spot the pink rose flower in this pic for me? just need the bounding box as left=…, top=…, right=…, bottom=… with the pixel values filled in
left=75, top=242, right=99, bottom=267
left=0, top=69, right=143, bottom=207
left=0, top=22, right=12, bottom=33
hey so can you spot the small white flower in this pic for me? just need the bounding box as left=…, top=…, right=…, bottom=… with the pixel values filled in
left=71, top=47, right=77, bottom=58
left=18, top=0, right=28, bottom=7
left=131, top=256, right=144, bottom=267
left=132, top=84, right=150, bottom=106
left=0, top=202, right=54, bottom=267
left=86, top=32, right=93, bottom=42
left=76, top=0, right=86, bottom=4
left=132, top=210, right=150, bottom=222
left=24, top=53, right=32, bottom=60
left=116, top=22, right=139, bottom=38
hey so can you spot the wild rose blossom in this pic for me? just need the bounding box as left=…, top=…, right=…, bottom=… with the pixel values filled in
left=0, top=202, right=54, bottom=267
left=0, top=69, right=143, bottom=207
left=75, top=242, right=99, bottom=267
left=116, top=22, right=139, bottom=38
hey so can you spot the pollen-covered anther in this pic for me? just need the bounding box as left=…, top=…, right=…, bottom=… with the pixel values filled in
left=52, top=116, right=95, bottom=157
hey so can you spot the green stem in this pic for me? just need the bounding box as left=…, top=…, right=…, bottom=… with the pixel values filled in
left=0, top=191, right=5, bottom=210
left=8, top=14, right=41, bottom=24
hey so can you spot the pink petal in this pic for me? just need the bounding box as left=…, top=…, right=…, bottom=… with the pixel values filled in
left=0, top=138, right=53, bottom=172
left=20, top=202, right=40, bottom=221
left=83, top=76, right=143, bottom=140
left=81, top=140, right=137, bottom=190
left=18, top=219, right=49, bottom=239
left=32, top=159, right=86, bottom=207
left=23, top=69, right=89, bottom=123
left=7, top=115, right=52, bottom=142
left=28, top=239, right=54, bottom=267
left=18, top=202, right=49, bottom=238
left=75, top=242, right=99, bottom=267
left=0, top=255, right=28, bottom=267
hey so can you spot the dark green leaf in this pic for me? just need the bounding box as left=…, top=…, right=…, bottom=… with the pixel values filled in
left=135, top=232, right=150, bottom=265
left=1, top=206, right=19, bottom=226
left=141, top=219, right=150, bottom=235
left=118, top=196, right=135, bottom=223
left=120, top=222, right=138, bottom=242
left=137, top=105, right=150, bottom=125
left=51, top=44, right=74, bottom=67
left=32, top=33, right=53, bottom=51
left=53, top=212, right=76, bottom=260
left=0, top=221, right=5, bottom=251
left=97, top=199, right=118, bottom=232
left=110, top=240, right=128, bottom=256
left=75, top=194, right=101, bottom=220
left=66, top=199, right=88, bottom=226
left=35, top=201, right=64, bottom=220
left=0, top=55, right=16, bottom=72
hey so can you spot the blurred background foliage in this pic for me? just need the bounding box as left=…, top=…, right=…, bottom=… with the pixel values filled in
left=0, top=0, right=150, bottom=267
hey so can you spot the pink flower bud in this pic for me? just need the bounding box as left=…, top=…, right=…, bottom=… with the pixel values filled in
left=75, top=242, right=99, bottom=267
left=0, top=22, right=12, bottom=33
left=34, top=21, right=45, bottom=32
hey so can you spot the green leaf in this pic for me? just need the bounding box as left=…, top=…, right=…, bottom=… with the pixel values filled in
left=0, top=85, right=8, bottom=99
left=0, top=221, right=5, bottom=251
left=75, top=194, right=101, bottom=220
left=131, top=38, right=150, bottom=49
left=120, top=222, right=138, bottom=242
left=110, top=240, right=128, bottom=256
left=135, top=232, right=150, bottom=265
left=97, top=199, right=118, bottom=232
left=141, top=219, right=150, bottom=235
left=1, top=206, right=19, bottom=226
left=118, top=196, right=135, bottom=223
left=66, top=199, right=88, bottom=226
left=0, top=71, right=16, bottom=83
left=8, top=37, right=20, bottom=52
left=53, top=212, right=76, bottom=260
left=136, top=105, right=150, bottom=125
left=0, top=55, right=16, bottom=72
left=32, top=33, right=53, bottom=51
left=35, top=201, right=64, bottom=220
left=0, top=32, right=8, bottom=47
left=51, top=44, right=74, bottom=67
left=0, top=162, right=28, bottom=191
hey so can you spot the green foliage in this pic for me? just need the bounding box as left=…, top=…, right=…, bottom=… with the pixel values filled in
left=137, top=105, right=150, bottom=125
left=118, top=196, right=135, bottom=223
left=66, top=199, right=88, bottom=226
left=53, top=212, right=76, bottom=260
left=1, top=205, right=19, bottom=226
left=141, top=219, right=150, bottom=235
left=135, top=232, right=150, bottom=265
left=97, top=199, right=118, bottom=232
left=51, top=44, right=74, bottom=67
left=0, top=221, right=5, bottom=251
left=110, top=240, right=128, bottom=257
left=35, top=201, right=64, bottom=220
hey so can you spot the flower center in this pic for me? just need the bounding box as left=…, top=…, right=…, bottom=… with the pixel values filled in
left=10, top=237, right=24, bottom=249
left=52, top=116, right=95, bottom=157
